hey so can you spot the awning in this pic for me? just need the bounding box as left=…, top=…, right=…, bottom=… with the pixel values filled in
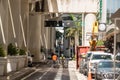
left=111, top=8, right=120, bottom=28
left=104, top=29, right=120, bottom=40
left=104, top=8, right=120, bottom=40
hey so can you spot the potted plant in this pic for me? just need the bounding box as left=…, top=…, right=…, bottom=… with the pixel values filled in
left=0, top=44, right=7, bottom=75
left=7, top=43, right=19, bottom=56
left=7, top=43, right=19, bottom=72
left=18, top=49, right=27, bottom=69
left=19, top=49, right=26, bottom=55
left=0, top=45, right=6, bottom=57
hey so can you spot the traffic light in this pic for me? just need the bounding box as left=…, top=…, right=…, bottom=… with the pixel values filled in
left=92, top=21, right=98, bottom=33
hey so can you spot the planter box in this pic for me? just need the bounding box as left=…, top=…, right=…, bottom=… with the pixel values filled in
left=0, top=57, right=7, bottom=75
left=7, top=56, right=18, bottom=72
left=0, top=56, right=27, bottom=76
left=17, top=56, right=27, bottom=70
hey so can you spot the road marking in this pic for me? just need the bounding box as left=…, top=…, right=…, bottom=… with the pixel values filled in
left=54, top=66, right=63, bottom=80
left=68, top=61, right=75, bottom=80
left=21, top=68, right=40, bottom=80
left=38, top=67, right=52, bottom=80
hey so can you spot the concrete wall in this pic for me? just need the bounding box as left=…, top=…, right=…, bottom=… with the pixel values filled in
left=0, top=0, right=27, bottom=49
left=0, top=0, right=8, bottom=51
left=7, top=0, right=29, bottom=49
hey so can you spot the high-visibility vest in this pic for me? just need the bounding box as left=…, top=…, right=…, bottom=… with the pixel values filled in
left=52, top=55, right=57, bottom=61
left=60, top=56, right=65, bottom=60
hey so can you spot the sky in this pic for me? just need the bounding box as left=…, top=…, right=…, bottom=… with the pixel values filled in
left=107, top=0, right=120, bottom=13
left=56, top=27, right=64, bottom=33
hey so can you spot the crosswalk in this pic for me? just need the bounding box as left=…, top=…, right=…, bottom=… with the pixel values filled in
left=54, top=66, right=63, bottom=80
left=54, top=61, right=87, bottom=80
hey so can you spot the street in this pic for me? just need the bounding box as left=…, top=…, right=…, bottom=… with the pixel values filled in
left=21, top=61, right=87, bottom=80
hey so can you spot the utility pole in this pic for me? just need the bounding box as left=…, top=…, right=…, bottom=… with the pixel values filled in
left=113, top=18, right=120, bottom=80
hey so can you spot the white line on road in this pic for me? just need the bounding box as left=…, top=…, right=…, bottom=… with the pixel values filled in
left=38, top=67, right=52, bottom=80
left=21, top=68, right=41, bottom=80
left=54, top=66, right=63, bottom=80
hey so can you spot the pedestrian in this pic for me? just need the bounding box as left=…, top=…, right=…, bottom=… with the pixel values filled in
left=60, top=54, right=66, bottom=68
left=52, top=53, right=58, bottom=68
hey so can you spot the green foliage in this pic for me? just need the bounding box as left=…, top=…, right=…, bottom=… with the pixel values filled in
left=0, top=45, right=6, bottom=57
left=56, top=30, right=63, bottom=40
left=64, top=14, right=82, bottom=45
left=8, top=43, right=19, bottom=56
left=19, top=49, right=26, bottom=55
left=96, top=40, right=104, bottom=46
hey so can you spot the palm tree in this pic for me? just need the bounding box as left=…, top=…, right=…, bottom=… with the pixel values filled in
left=64, top=14, right=82, bottom=58
left=65, top=14, right=82, bottom=46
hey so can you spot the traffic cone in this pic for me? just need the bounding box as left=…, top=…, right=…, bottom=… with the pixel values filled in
left=88, top=63, right=92, bottom=80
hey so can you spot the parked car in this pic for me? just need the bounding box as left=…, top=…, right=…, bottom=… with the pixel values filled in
left=115, top=53, right=120, bottom=61
left=79, top=51, right=94, bottom=74
left=84, top=51, right=113, bottom=77
left=85, top=51, right=94, bottom=61
left=95, top=60, right=120, bottom=80
left=117, top=73, right=120, bottom=80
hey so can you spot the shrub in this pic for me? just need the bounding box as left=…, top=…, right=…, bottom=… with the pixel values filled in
left=0, top=45, right=6, bottom=57
left=8, top=43, right=19, bottom=56
left=19, top=49, right=26, bottom=55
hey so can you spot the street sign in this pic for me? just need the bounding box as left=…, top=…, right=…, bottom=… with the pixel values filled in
left=45, top=20, right=63, bottom=27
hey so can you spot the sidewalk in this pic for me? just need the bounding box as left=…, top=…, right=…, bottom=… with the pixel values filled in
left=68, top=61, right=87, bottom=80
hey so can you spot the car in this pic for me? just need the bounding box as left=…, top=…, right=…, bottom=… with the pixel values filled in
left=85, top=51, right=95, bottom=61
left=117, top=72, right=120, bottom=80
left=95, top=60, right=120, bottom=80
left=79, top=51, right=94, bottom=74
left=115, top=53, right=120, bottom=61
left=84, top=51, right=113, bottom=77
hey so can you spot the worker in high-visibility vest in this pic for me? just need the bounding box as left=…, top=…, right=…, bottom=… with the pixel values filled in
left=52, top=54, right=58, bottom=67
left=89, top=39, right=97, bottom=51
left=60, top=54, right=66, bottom=68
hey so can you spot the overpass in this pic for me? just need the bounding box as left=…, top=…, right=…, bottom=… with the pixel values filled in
left=0, top=0, right=101, bottom=62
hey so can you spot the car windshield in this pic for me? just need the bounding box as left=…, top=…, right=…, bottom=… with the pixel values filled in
left=98, top=62, right=113, bottom=68
left=98, top=61, right=120, bottom=68
left=116, top=55, right=120, bottom=61
left=92, top=54, right=112, bottom=60
left=116, top=62, right=120, bottom=68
